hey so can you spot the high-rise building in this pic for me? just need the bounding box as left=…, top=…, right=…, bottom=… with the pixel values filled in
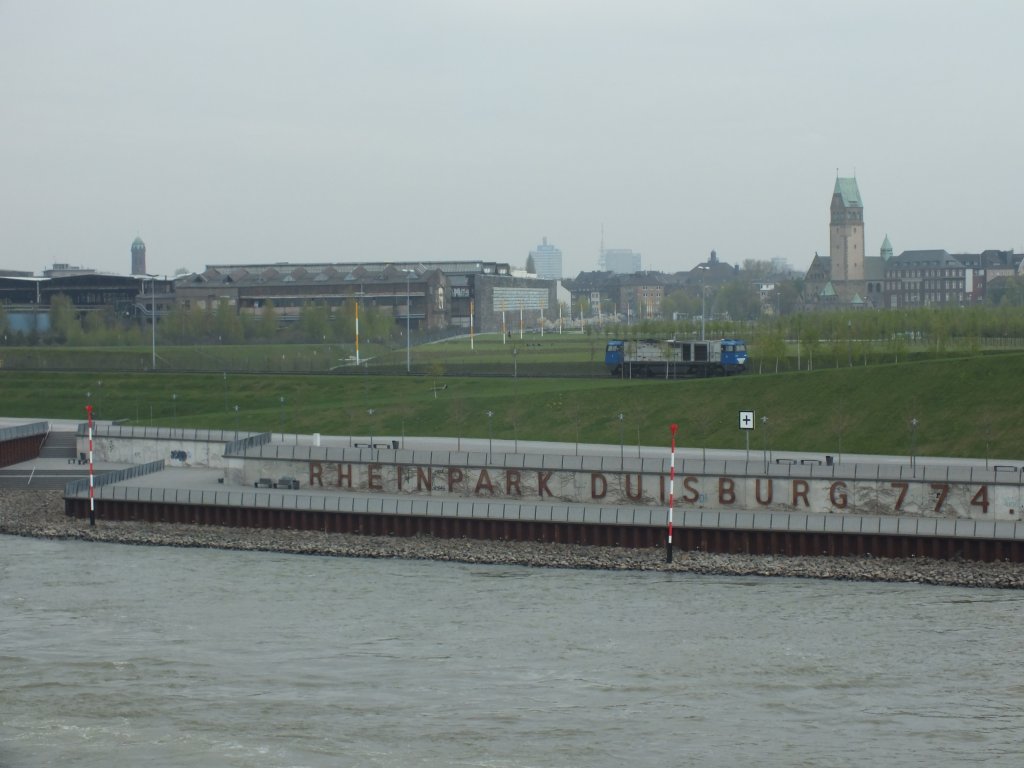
left=528, top=236, right=563, bottom=280
left=601, top=248, right=642, bottom=274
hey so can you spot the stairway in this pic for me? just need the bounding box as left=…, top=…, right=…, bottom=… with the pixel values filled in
left=39, top=430, right=78, bottom=460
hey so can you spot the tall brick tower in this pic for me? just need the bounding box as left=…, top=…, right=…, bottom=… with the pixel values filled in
left=829, top=177, right=865, bottom=284
left=131, top=237, right=147, bottom=276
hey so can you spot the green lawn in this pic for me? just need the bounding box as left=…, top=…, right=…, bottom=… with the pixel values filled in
left=3, top=348, right=1023, bottom=461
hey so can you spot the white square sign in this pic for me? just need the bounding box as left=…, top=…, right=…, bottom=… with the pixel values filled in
left=739, top=410, right=755, bottom=430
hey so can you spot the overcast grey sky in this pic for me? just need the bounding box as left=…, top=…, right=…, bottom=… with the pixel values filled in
left=2, top=0, right=1022, bottom=279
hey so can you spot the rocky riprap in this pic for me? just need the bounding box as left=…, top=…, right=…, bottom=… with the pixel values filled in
left=2, top=490, right=1022, bottom=589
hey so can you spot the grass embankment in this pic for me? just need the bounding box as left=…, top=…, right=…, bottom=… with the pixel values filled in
left=0, top=333, right=610, bottom=373
left=2, top=350, right=1021, bottom=460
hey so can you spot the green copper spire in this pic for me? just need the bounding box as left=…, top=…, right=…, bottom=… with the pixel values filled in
left=833, top=177, right=862, bottom=208
left=881, top=234, right=893, bottom=260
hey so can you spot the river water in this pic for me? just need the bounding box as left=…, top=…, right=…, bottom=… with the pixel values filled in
left=1, top=536, right=1022, bottom=768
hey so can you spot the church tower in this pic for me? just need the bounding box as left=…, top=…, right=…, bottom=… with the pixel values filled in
left=131, top=237, right=147, bottom=275
left=880, top=234, right=893, bottom=260
left=829, top=177, right=864, bottom=283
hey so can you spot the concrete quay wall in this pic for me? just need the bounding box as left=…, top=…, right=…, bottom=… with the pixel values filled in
left=58, top=430, right=1024, bottom=563
left=78, top=425, right=264, bottom=470
left=71, top=427, right=1024, bottom=525
left=233, top=444, right=1023, bottom=524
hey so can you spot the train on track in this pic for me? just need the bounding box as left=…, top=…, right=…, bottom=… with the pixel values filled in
left=605, top=338, right=748, bottom=378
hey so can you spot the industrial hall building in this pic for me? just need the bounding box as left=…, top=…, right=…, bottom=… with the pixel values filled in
left=171, top=260, right=559, bottom=334
left=1, top=232, right=559, bottom=337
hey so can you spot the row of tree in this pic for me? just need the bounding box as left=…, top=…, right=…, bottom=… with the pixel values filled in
left=658, top=273, right=1024, bottom=325
left=4, top=283, right=1024, bottom=350
left=601, top=304, right=1024, bottom=345
left=1, top=296, right=401, bottom=347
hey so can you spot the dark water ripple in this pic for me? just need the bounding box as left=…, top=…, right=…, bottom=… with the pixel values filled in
left=2, top=537, right=1023, bottom=767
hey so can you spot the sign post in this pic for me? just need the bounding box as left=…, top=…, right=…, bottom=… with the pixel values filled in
left=739, top=410, right=755, bottom=464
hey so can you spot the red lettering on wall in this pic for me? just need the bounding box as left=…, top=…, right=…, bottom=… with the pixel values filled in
left=396, top=465, right=405, bottom=491
left=829, top=481, right=848, bottom=509
left=755, top=478, right=773, bottom=505
left=682, top=476, right=700, bottom=503
left=971, top=486, right=990, bottom=514
left=537, top=471, right=553, bottom=498
left=931, top=483, right=950, bottom=513
left=447, top=467, right=464, bottom=493
left=368, top=464, right=383, bottom=491
left=475, top=469, right=495, bottom=495
left=505, top=469, right=522, bottom=496
left=591, top=473, right=607, bottom=499
left=417, top=466, right=432, bottom=491
left=625, top=474, right=643, bottom=501
left=792, top=479, right=809, bottom=507
left=309, top=461, right=323, bottom=487
left=336, top=463, right=352, bottom=489
left=719, top=477, right=735, bottom=505
left=892, top=481, right=909, bottom=511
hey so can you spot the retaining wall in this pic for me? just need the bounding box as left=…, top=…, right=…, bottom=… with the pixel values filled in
left=230, top=444, right=1024, bottom=523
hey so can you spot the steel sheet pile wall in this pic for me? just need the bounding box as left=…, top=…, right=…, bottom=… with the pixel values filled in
left=64, top=481, right=1024, bottom=562
left=0, top=422, right=48, bottom=467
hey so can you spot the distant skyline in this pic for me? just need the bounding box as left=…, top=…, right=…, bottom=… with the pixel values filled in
left=2, top=1, right=1022, bottom=279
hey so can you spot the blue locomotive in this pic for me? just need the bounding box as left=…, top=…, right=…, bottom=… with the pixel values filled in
left=605, top=338, right=748, bottom=378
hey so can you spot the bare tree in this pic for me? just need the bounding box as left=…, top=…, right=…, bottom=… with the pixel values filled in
left=689, top=410, right=716, bottom=465
left=450, top=396, right=467, bottom=451
left=429, top=360, right=446, bottom=399
left=830, top=398, right=850, bottom=464
left=904, top=397, right=921, bottom=474
left=505, top=394, right=525, bottom=453
left=980, top=411, right=994, bottom=469
left=628, top=399, right=646, bottom=458
left=570, top=396, right=584, bottom=455
left=394, top=399, right=416, bottom=449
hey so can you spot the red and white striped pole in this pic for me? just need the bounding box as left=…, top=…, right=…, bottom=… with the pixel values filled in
left=667, top=422, right=677, bottom=563
left=86, top=403, right=95, bottom=526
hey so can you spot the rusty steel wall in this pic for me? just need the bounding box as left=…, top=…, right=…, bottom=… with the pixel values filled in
left=63, top=496, right=1024, bottom=563
left=0, top=434, right=45, bottom=468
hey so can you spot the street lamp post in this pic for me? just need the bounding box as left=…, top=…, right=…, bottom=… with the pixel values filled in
left=354, top=287, right=365, bottom=367
left=485, top=410, right=494, bottom=459
left=234, top=404, right=240, bottom=440
left=406, top=271, right=411, bottom=373
left=697, top=265, right=708, bottom=341
left=172, top=393, right=177, bottom=435
left=700, top=285, right=706, bottom=340
left=617, top=412, right=625, bottom=461
left=367, top=408, right=375, bottom=447
left=761, top=415, right=769, bottom=472
left=910, top=417, right=919, bottom=476
left=279, top=396, right=285, bottom=438
left=150, top=276, right=157, bottom=370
